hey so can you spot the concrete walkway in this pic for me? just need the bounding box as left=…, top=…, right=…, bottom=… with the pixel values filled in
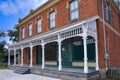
left=0, top=69, right=61, bottom=80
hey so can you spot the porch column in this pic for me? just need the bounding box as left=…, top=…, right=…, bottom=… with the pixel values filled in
left=30, top=46, right=33, bottom=67
left=14, top=48, right=16, bottom=65
left=83, top=35, right=88, bottom=73
left=42, top=44, right=45, bottom=69
left=95, top=35, right=99, bottom=71
left=58, top=34, right=62, bottom=71
left=21, top=48, right=23, bottom=66
left=8, top=49, right=10, bottom=65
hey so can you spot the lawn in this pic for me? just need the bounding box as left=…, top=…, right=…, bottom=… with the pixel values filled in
left=0, top=65, right=8, bottom=69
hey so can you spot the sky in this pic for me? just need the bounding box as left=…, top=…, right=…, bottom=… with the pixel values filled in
left=0, top=0, right=48, bottom=47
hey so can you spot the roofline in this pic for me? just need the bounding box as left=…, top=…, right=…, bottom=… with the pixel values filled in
left=18, top=0, right=62, bottom=26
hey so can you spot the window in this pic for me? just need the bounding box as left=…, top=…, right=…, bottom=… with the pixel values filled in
left=37, top=19, right=42, bottom=33
left=49, top=11, right=55, bottom=29
left=105, top=2, right=110, bottom=22
left=28, top=23, right=32, bottom=36
left=70, top=0, right=79, bottom=21
left=22, top=27, right=25, bottom=39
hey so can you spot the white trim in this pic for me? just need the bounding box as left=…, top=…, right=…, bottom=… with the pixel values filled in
left=14, top=48, right=16, bottom=65
left=8, top=50, right=10, bottom=65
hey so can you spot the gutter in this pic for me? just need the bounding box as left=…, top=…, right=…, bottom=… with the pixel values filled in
left=101, top=0, right=108, bottom=71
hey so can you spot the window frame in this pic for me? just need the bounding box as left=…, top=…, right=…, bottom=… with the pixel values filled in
left=69, top=0, right=79, bottom=21
left=36, top=18, right=42, bottom=33
left=28, top=23, right=32, bottom=37
left=49, top=11, right=56, bottom=29
left=105, top=2, right=111, bottom=23
left=21, top=27, right=25, bottom=39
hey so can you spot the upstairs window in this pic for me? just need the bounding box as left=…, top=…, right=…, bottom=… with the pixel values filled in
left=49, top=11, right=55, bottom=29
left=70, top=0, right=79, bottom=21
left=22, top=27, right=25, bottom=39
left=105, top=2, right=110, bottom=23
left=37, top=19, right=42, bottom=33
left=28, top=23, right=32, bottom=36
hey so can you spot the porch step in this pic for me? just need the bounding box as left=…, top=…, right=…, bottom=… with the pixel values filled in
left=14, top=66, right=30, bottom=74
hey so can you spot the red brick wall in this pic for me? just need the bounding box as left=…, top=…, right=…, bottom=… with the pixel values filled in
left=23, top=48, right=30, bottom=65
left=33, top=46, right=36, bottom=65
left=97, top=0, right=120, bottom=68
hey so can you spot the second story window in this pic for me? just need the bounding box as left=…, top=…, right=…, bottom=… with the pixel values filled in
left=22, top=27, right=25, bottom=39
left=37, top=19, right=42, bottom=33
left=70, top=0, right=79, bottom=21
left=49, top=11, right=55, bottom=29
left=105, top=2, right=110, bottom=23
left=28, top=23, right=32, bottom=36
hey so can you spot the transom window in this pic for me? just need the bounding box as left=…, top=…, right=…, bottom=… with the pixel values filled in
left=22, top=27, right=25, bottom=39
left=105, top=2, right=110, bottom=23
left=70, top=0, right=79, bottom=21
left=28, top=23, right=32, bottom=36
left=37, top=19, right=42, bottom=33
left=49, top=11, right=55, bottom=29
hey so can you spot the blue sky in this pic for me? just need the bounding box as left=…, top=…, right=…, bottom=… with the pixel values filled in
left=0, top=0, right=47, bottom=46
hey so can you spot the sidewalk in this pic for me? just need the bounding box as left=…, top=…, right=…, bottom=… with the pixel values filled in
left=0, top=69, right=61, bottom=80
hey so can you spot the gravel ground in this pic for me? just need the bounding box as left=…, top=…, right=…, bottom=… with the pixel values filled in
left=0, top=69, right=61, bottom=80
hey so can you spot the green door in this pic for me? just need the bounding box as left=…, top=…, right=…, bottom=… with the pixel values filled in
left=87, top=43, right=95, bottom=61
left=62, top=43, right=72, bottom=67
left=36, top=46, right=42, bottom=65
left=73, top=44, right=84, bottom=61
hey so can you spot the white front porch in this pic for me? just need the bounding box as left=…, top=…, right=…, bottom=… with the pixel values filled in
left=8, top=15, right=99, bottom=73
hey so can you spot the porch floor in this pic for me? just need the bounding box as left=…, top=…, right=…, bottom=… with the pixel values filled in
left=11, top=64, right=99, bottom=78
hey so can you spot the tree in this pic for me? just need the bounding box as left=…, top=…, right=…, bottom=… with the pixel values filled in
left=0, top=31, right=6, bottom=63
left=0, top=41, right=6, bottom=63
left=0, top=31, right=5, bottom=38
left=7, top=24, right=19, bottom=42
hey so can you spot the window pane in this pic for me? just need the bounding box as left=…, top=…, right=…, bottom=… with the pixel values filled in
left=70, top=0, right=79, bottom=21
left=37, top=19, right=41, bottom=33
left=22, top=28, right=25, bottom=39
left=28, top=24, right=32, bottom=36
left=70, top=2, right=74, bottom=11
left=75, top=10, right=78, bottom=19
left=74, top=0, right=78, bottom=9
left=106, top=3, right=110, bottom=22
left=49, top=12, right=55, bottom=28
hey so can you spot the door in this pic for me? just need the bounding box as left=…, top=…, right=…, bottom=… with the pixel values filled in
left=36, top=46, right=42, bottom=65
left=62, top=43, right=72, bottom=67
left=73, top=41, right=84, bottom=61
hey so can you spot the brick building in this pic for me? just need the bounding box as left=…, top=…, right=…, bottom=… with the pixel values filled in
left=8, top=0, right=120, bottom=79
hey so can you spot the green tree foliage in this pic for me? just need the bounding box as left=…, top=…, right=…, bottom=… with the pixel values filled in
left=7, top=24, right=19, bottom=42
left=0, top=31, right=5, bottom=38
left=0, top=31, right=6, bottom=63
left=0, top=41, right=6, bottom=63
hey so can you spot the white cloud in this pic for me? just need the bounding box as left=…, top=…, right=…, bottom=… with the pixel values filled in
left=0, top=0, right=48, bottom=15
left=0, top=1, right=18, bottom=15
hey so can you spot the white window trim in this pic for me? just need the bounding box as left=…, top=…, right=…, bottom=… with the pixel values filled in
left=22, top=27, right=25, bottom=39
left=70, top=0, right=79, bottom=21
left=37, top=19, right=42, bottom=33
left=28, top=23, right=32, bottom=36
left=105, top=2, right=110, bottom=22
left=49, top=11, right=55, bottom=29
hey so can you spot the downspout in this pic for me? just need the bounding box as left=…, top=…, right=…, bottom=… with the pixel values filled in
left=101, top=0, right=108, bottom=71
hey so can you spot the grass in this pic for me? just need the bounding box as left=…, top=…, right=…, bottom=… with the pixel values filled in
left=0, top=65, right=8, bottom=69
